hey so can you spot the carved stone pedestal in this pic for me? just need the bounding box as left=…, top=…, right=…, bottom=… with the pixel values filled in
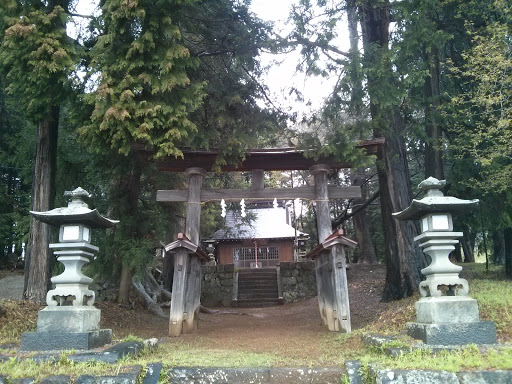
left=22, top=188, right=118, bottom=351
left=393, top=177, right=497, bottom=346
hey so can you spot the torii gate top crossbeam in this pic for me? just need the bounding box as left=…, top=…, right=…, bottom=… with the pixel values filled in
left=135, top=138, right=383, bottom=172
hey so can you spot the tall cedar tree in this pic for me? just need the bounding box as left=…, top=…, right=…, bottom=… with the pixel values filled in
left=359, top=1, right=426, bottom=300
left=288, top=0, right=425, bottom=297
left=81, top=0, right=204, bottom=304
left=0, top=0, right=76, bottom=302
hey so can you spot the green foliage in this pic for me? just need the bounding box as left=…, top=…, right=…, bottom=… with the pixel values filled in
left=0, top=79, right=32, bottom=260
left=81, top=0, right=205, bottom=158
left=0, top=1, right=76, bottom=121
left=181, top=0, right=284, bottom=167
left=447, top=19, right=511, bottom=193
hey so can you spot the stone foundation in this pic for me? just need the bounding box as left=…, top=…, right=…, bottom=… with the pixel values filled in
left=406, top=321, right=497, bottom=345
left=20, top=329, right=112, bottom=351
left=200, top=262, right=317, bottom=307
left=279, top=262, right=317, bottom=303
left=201, top=264, right=235, bottom=307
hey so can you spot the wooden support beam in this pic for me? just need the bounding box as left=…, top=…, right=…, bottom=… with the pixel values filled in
left=333, top=245, right=351, bottom=332
left=169, top=168, right=205, bottom=337
left=309, top=165, right=353, bottom=333
left=183, top=256, right=201, bottom=333
left=310, top=165, right=332, bottom=328
left=252, top=169, right=264, bottom=190
left=304, top=229, right=355, bottom=332
left=185, top=167, right=205, bottom=245
left=169, top=248, right=188, bottom=337
left=310, top=164, right=332, bottom=243
left=157, top=186, right=361, bottom=203
left=134, top=138, right=385, bottom=172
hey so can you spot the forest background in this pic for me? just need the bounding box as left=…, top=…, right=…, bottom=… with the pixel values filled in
left=0, top=0, right=510, bottom=306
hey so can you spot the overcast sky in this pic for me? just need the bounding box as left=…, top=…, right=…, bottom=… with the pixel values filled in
left=71, top=0, right=340, bottom=118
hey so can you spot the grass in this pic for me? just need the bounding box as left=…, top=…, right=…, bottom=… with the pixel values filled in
left=0, top=356, right=138, bottom=380
left=0, top=263, right=511, bottom=380
left=358, top=344, right=512, bottom=372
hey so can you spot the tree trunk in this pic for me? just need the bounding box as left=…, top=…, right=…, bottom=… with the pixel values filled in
left=451, top=244, right=463, bottom=263
left=461, top=233, right=475, bottom=263
left=162, top=252, right=174, bottom=291
left=424, top=47, right=444, bottom=180
left=117, top=156, right=142, bottom=305
left=346, top=0, right=364, bottom=115
left=492, top=229, right=505, bottom=265
left=118, top=263, right=132, bottom=306
left=504, top=227, right=512, bottom=279
left=24, top=106, right=59, bottom=303
left=360, top=1, right=426, bottom=301
left=352, top=168, right=377, bottom=263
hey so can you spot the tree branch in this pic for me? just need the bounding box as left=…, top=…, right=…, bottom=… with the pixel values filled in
left=131, top=281, right=167, bottom=319
left=277, top=36, right=349, bottom=58
left=332, top=189, right=380, bottom=228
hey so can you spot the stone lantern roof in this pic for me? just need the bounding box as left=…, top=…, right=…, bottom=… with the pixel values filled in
left=30, top=187, right=119, bottom=228
left=392, top=177, right=479, bottom=221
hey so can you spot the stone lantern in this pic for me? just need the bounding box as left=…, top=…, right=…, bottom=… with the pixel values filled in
left=21, top=187, right=119, bottom=351
left=393, top=177, right=496, bottom=345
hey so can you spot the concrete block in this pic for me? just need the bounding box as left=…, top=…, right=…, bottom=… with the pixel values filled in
left=40, top=376, right=71, bottom=384
left=37, top=307, right=101, bottom=332
left=457, top=370, right=512, bottom=384
left=345, top=361, right=363, bottom=384
left=76, top=366, right=141, bottom=384
left=407, top=321, right=497, bottom=345
left=415, top=297, right=479, bottom=324
left=0, top=377, right=6, bottom=384
left=9, top=379, right=35, bottom=384
left=142, top=363, right=163, bottom=384
left=269, top=367, right=344, bottom=383
left=167, top=367, right=270, bottom=383
left=68, top=342, right=143, bottom=364
left=375, top=369, right=459, bottom=383
left=20, top=329, right=112, bottom=351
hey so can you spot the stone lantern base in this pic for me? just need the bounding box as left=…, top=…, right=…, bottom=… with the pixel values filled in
left=406, top=296, right=496, bottom=345
left=20, top=307, right=112, bottom=351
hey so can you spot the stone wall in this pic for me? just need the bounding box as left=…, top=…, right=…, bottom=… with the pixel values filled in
left=279, top=261, right=317, bottom=303
left=201, top=264, right=234, bottom=307
left=200, top=262, right=317, bottom=307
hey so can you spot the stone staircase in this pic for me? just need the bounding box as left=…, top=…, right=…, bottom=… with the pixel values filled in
left=234, top=268, right=283, bottom=308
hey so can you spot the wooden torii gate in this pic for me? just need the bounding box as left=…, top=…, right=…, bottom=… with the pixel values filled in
left=151, top=140, right=383, bottom=336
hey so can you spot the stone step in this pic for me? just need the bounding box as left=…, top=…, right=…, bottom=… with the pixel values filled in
left=238, top=281, right=277, bottom=289
left=236, top=268, right=280, bottom=307
left=234, top=298, right=284, bottom=308
left=238, top=274, right=277, bottom=280
left=238, top=292, right=279, bottom=300
left=238, top=287, right=278, bottom=294
left=238, top=268, right=276, bottom=272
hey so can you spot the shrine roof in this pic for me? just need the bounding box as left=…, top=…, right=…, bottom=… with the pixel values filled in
left=210, top=207, right=307, bottom=241
left=134, top=138, right=384, bottom=172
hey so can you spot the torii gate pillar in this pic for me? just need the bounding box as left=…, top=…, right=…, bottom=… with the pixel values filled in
left=169, top=167, right=205, bottom=337
left=310, top=164, right=352, bottom=333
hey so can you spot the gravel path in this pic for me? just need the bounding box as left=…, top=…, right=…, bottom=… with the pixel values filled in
left=0, top=275, right=24, bottom=300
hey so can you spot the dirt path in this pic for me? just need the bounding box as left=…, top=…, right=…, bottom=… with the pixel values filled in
left=0, top=272, right=24, bottom=301
left=98, top=264, right=388, bottom=347
left=1, top=264, right=391, bottom=362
